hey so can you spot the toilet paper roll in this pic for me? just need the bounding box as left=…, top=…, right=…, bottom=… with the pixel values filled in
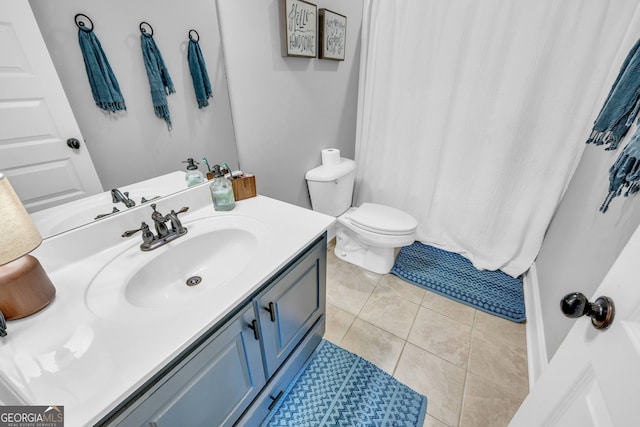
left=321, top=148, right=340, bottom=166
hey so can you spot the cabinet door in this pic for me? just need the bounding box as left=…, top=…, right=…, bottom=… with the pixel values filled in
left=117, top=306, right=265, bottom=427
left=257, top=239, right=326, bottom=377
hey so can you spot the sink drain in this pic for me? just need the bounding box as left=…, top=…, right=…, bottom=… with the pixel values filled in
left=186, top=276, right=202, bottom=286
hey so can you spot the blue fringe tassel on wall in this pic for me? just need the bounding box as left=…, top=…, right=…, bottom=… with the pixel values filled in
left=140, top=32, right=175, bottom=129
left=188, top=38, right=213, bottom=108
left=77, top=26, right=126, bottom=112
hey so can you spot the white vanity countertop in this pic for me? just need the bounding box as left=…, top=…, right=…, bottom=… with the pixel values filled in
left=0, top=186, right=334, bottom=427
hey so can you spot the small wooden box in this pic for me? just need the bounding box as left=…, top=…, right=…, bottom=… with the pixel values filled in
left=231, top=175, right=256, bottom=201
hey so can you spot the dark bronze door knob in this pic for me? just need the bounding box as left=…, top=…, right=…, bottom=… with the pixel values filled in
left=560, top=292, right=614, bottom=330
left=67, top=138, right=81, bottom=149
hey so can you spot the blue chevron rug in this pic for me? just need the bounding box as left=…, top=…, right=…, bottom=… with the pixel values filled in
left=261, top=340, right=427, bottom=427
left=391, top=242, right=525, bottom=322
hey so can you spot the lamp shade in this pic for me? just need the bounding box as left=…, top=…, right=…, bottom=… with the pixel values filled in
left=0, top=173, right=42, bottom=265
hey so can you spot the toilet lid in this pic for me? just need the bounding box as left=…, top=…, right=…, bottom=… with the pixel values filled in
left=349, top=203, right=417, bottom=235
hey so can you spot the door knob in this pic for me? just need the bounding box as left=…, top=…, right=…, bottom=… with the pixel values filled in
left=67, top=138, right=80, bottom=149
left=560, top=292, right=615, bottom=330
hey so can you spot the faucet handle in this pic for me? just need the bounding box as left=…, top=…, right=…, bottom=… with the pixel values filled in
left=141, top=195, right=161, bottom=203
left=123, top=222, right=157, bottom=250
left=168, top=207, right=189, bottom=234
left=122, top=221, right=152, bottom=238
left=124, top=192, right=135, bottom=208
left=94, top=207, right=120, bottom=220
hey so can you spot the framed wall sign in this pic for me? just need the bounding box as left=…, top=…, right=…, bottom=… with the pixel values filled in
left=280, top=0, right=317, bottom=58
left=319, top=9, right=346, bottom=61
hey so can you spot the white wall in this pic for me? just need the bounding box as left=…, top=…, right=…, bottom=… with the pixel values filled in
left=535, top=9, right=640, bottom=359
left=29, top=0, right=238, bottom=191
left=216, top=0, right=362, bottom=208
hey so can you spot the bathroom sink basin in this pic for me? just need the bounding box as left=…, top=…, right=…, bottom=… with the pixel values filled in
left=124, top=228, right=255, bottom=307
left=85, top=215, right=265, bottom=319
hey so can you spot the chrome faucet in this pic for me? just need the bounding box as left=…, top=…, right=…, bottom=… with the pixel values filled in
left=111, top=188, right=136, bottom=208
left=0, top=310, right=7, bottom=337
left=122, top=204, right=189, bottom=251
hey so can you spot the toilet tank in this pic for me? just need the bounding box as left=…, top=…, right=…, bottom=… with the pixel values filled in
left=305, top=158, right=356, bottom=217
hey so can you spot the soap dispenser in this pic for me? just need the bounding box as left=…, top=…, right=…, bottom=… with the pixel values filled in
left=183, top=158, right=204, bottom=187
left=210, top=164, right=235, bottom=211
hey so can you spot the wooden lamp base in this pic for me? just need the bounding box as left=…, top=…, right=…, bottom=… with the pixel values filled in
left=0, top=255, right=56, bottom=320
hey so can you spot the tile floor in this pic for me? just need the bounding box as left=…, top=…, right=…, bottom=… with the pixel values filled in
left=323, top=241, right=529, bottom=427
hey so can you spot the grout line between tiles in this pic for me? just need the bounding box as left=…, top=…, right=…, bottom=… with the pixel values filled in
left=456, top=309, right=480, bottom=427
left=335, top=314, right=356, bottom=347
left=390, top=340, right=408, bottom=379
left=390, top=304, right=421, bottom=377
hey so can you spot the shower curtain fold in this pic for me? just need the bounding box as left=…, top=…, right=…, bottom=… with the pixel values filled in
left=355, top=0, right=638, bottom=277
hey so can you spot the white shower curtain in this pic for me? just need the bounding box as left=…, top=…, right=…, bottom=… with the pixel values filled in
left=355, top=0, right=640, bottom=277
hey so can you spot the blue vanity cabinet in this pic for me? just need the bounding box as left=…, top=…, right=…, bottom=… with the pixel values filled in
left=102, top=234, right=327, bottom=427
left=111, top=305, right=266, bottom=427
left=256, top=239, right=326, bottom=377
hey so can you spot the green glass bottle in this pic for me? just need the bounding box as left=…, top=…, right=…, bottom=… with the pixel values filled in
left=210, top=164, right=235, bottom=211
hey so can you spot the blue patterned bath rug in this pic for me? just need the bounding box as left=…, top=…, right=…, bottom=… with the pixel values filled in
left=261, top=340, right=427, bottom=427
left=391, top=242, right=525, bottom=322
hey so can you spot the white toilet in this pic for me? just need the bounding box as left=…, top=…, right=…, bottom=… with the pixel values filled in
left=306, top=158, right=417, bottom=274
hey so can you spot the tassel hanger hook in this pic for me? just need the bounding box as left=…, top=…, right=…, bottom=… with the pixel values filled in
left=188, top=29, right=200, bottom=42
left=139, top=21, right=154, bottom=37
left=74, top=13, right=94, bottom=32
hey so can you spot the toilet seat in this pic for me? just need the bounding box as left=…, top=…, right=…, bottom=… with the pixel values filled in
left=347, top=203, right=417, bottom=236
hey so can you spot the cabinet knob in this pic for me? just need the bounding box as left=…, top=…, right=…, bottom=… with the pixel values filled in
left=247, top=319, right=260, bottom=340
left=268, top=390, right=284, bottom=410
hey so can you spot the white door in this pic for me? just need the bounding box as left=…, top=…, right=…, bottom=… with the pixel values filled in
left=0, top=2, right=102, bottom=213
left=510, top=225, right=640, bottom=426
